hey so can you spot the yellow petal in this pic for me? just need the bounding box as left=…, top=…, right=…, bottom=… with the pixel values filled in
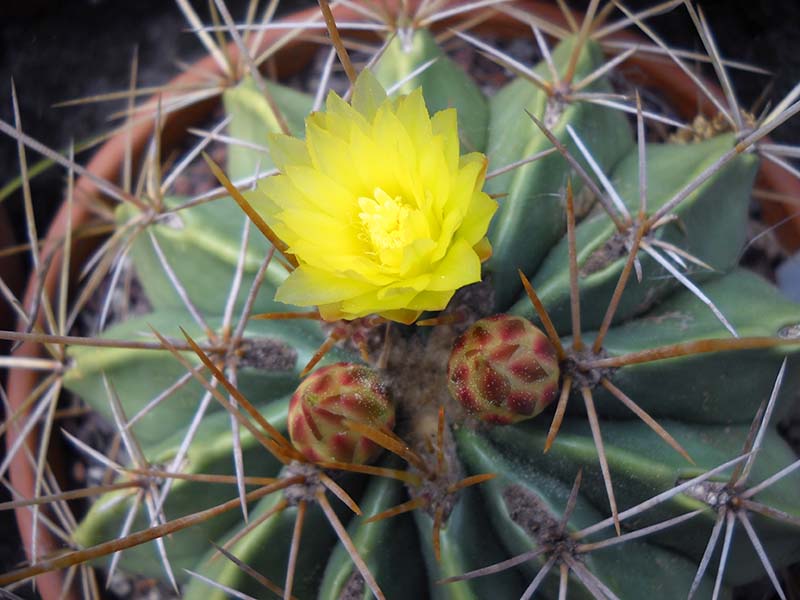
left=430, top=208, right=461, bottom=264
left=377, top=274, right=432, bottom=299
left=317, top=301, right=348, bottom=322
left=245, top=186, right=280, bottom=222
left=275, top=266, right=376, bottom=307
left=305, top=121, right=363, bottom=192
left=417, top=136, right=451, bottom=219
left=473, top=237, right=493, bottom=263
left=372, top=106, right=417, bottom=196
left=339, top=276, right=431, bottom=318
left=267, top=133, right=310, bottom=171
left=445, top=154, right=485, bottom=219
left=400, top=237, right=435, bottom=278
left=459, top=152, right=488, bottom=190
left=395, top=89, right=432, bottom=152
left=374, top=308, right=421, bottom=325
left=427, top=237, right=480, bottom=292
left=284, top=165, right=358, bottom=219
left=255, top=173, right=300, bottom=214
left=350, top=127, right=398, bottom=198
left=405, top=289, right=454, bottom=311
left=277, top=209, right=360, bottom=254
left=430, top=108, right=459, bottom=173
left=458, top=190, right=497, bottom=246
left=351, top=70, right=387, bottom=121
left=325, top=91, right=370, bottom=136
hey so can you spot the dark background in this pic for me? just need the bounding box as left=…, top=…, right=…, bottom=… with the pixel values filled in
left=1, top=0, right=799, bottom=597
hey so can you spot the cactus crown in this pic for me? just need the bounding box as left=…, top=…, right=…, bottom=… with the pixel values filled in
left=2, top=2, right=800, bottom=600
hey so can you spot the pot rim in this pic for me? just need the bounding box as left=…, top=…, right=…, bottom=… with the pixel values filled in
left=6, top=2, right=798, bottom=597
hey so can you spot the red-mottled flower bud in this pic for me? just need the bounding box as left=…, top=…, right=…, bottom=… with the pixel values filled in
left=289, top=362, right=395, bottom=463
left=448, top=315, right=560, bottom=424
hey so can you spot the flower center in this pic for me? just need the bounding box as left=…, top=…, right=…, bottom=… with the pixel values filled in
left=358, top=188, right=410, bottom=253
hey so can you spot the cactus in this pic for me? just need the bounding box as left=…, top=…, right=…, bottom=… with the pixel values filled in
left=2, top=2, right=800, bottom=600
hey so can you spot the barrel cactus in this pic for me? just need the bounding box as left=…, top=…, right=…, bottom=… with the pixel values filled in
left=2, top=2, right=800, bottom=600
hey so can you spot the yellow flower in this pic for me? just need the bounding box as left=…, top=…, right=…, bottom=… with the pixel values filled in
left=252, top=71, right=496, bottom=324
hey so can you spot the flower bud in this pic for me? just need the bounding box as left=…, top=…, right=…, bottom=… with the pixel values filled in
left=448, top=315, right=560, bottom=424
left=289, top=363, right=395, bottom=463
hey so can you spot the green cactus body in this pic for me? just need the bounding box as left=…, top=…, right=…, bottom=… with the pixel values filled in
left=513, top=135, right=759, bottom=332
left=413, top=484, right=527, bottom=600
left=61, top=16, right=800, bottom=600
left=183, top=485, right=351, bottom=599
left=457, top=430, right=729, bottom=599
left=73, top=400, right=288, bottom=582
left=484, top=418, right=800, bottom=586
left=319, top=462, right=428, bottom=600
left=64, top=311, right=350, bottom=446
left=584, top=269, right=800, bottom=423
left=484, top=37, right=633, bottom=309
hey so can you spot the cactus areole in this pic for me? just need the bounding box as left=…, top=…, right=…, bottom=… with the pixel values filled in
left=448, top=315, right=560, bottom=424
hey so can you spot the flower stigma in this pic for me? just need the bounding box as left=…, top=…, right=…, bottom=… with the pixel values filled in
left=359, top=189, right=416, bottom=259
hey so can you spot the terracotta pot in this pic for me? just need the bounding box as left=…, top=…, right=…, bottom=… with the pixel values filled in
left=6, top=2, right=798, bottom=598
